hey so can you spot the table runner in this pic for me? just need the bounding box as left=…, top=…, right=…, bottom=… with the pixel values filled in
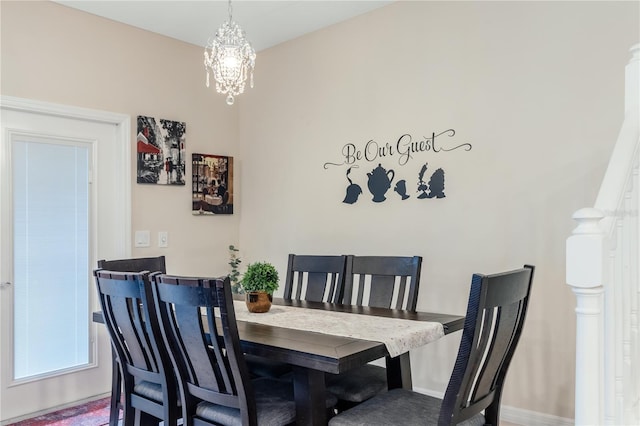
left=231, top=300, right=444, bottom=358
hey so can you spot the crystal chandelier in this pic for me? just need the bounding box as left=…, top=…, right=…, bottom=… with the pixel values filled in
left=204, top=0, right=256, bottom=106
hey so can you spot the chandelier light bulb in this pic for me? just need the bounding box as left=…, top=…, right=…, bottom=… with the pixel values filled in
left=223, top=51, right=239, bottom=69
left=204, top=0, right=256, bottom=106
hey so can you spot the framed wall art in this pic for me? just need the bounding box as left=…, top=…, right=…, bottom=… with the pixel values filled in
left=192, top=153, right=234, bottom=215
left=136, top=115, right=186, bottom=185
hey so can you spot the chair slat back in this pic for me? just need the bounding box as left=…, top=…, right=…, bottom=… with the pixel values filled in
left=152, top=275, right=257, bottom=424
left=97, top=255, right=166, bottom=274
left=343, top=255, right=422, bottom=311
left=283, top=254, right=348, bottom=303
left=94, top=270, right=167, bottom=383
left=438, top=265, right=535, bottom=426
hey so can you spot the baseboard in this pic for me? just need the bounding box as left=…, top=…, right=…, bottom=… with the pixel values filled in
left=500, top=405, right=574, bottom=426
left=414, top=386, right=574, bottom=426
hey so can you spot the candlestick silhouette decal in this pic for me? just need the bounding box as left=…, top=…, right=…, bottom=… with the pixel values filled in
left=417, top=163, right=429, bottom=199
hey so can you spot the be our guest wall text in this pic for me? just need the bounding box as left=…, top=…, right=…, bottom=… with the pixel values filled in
left=323, top=129, right=472, bottom=204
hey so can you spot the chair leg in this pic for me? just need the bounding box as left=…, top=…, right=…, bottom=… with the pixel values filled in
left=136, top=411, right=160, bottom=426
left=122, top=383, right=135, bottom=426
left=110, top=349, right=122, bottom=426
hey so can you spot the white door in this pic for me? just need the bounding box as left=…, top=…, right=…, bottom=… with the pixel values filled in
left=0, top=97, right=130, bottom=422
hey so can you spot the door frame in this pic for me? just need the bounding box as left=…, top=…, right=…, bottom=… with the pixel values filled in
left=0, top=95, right=130, bottom=423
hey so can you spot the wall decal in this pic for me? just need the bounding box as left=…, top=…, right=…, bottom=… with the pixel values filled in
left=323, top=129, right=472, bottom=169
left=342, top=167, right=362, bottom=204
left=366, top=163, right=395, bottom=203
left=417, top=163, right=429, bottom=199
left=416, top=163, right=446, bottom=199
left=427, top=168, right=445, bottom=198
left=137, top=115, right=186, bottom=185
left=326, top=129, right=468, bottom=204
left=192, top=153, right=234, bottom=215
left=394, top=180, right=410, bottom=200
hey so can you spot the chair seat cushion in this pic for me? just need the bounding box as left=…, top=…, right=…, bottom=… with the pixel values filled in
left=328, top=388, right=486, bottom=426
left=133, top=381, right=163, bottom=402
left=133, top=381, right=181, bottom=407
left=196, top=378, right=297, bottom=426
left=326, top=364, right=387, bottom=402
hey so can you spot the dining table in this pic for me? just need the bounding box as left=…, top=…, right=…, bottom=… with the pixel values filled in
left=93, top=296, right=464, bottom=426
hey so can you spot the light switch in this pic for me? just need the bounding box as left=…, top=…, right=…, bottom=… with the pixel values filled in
left=158, top=231, right=168, bottom=248
left=134, top=230, right=150, bottom=247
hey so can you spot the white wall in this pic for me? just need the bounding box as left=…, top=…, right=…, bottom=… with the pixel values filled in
left=0, top=0, right=240, bottom=277
left=237, top=1, right=640, bottom=419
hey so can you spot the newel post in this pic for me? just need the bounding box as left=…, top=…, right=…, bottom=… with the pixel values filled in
left=566, top=207, right=605, bottom=425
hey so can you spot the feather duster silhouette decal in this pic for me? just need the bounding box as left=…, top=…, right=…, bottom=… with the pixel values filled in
left=342, top=167, right=362, bottom=204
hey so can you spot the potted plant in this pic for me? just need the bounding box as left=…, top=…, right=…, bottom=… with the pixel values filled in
left=241, top=261, right=279, bottom=313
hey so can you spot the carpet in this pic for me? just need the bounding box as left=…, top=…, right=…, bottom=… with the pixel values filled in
left=8, top=397, right=113, bottom=426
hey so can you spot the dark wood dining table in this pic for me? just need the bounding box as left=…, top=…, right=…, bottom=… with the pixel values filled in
left=93, top=297, right=464, bottom=426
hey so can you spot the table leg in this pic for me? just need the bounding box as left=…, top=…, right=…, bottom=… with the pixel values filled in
left=292, top=366, right=327, bottom=426
left=385, top=352, right=412, bottom=390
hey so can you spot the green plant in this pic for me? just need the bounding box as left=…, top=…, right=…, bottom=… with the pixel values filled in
left=241, top=262, right=279, bottom=295
left=228, top=245, right=243, bottom=294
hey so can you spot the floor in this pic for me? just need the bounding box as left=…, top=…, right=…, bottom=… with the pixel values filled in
left=6, top=397, right=111, bottom=426
left=8, top=397, right=526, bottom=426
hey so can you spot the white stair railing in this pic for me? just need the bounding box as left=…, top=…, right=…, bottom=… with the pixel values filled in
left=566, top=43, right=640, bottom=426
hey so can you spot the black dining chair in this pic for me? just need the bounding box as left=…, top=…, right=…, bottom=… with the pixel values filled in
left=328, top=265, right=535, bottom=426
left=150, top=274, right=298, bottom=426
left=97, top=256, right=167, bottom=426
left=246, top=254, right=350, bottom=380
left=326, top=255, right=422, bottom=409
left=283, top=254, right=348, bottom=303
left=342, top=255, right=422, bottom=310
left=97, top=255, right=167, bottom=276
left=94, top=269, right=179, bottom=426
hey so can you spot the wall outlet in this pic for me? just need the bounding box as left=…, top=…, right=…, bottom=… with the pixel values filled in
left=134, top=230, right=150, bottom=247
left=158, top=231, right=168, bottom=248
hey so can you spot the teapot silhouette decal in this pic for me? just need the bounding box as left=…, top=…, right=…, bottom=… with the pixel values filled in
left=367, top=163, right=395, bottom=203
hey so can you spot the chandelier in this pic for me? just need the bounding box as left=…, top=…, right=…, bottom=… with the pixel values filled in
left=204, top=0, right=256, bottom=106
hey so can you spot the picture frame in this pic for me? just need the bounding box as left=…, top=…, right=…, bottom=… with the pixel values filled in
left=192, top=153, right=234, bottom=215
left=136, top=115, right=186, bottom=185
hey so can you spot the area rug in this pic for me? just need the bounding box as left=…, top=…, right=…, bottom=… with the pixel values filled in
left=8, top=397, right=113, bottom=426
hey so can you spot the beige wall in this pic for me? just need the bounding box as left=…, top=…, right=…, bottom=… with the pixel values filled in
left=237, top=1, right=639, bottom=420
left=2, top=0, right=639, bottom=421
left=1, top=0, right=240, bottom=277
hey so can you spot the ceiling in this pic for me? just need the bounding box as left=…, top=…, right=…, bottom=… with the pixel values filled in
left=52, top=1, right=394, bottom=52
